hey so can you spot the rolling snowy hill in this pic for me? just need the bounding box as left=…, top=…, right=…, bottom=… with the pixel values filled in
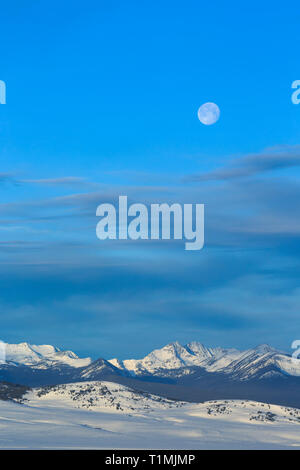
left=23, top=381, right=183, bottom=413
left=1, top=380, right=300, bottom=449
left=21, top=380, right=300, bottom=424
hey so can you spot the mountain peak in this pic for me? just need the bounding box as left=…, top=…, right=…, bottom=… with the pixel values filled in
left=4, top=342, right=91, bottom=368
left=253, top=344, right=278, bottom=354
left=186, top=341, right=212, bottom=357
left=164, top=341, right=183, bottom=350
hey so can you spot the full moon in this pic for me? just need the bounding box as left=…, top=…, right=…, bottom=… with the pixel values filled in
left=197, top=102, right=220, bottom=125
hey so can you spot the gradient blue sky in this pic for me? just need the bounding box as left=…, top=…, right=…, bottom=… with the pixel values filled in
left=0, top=1, right=300, bottom=359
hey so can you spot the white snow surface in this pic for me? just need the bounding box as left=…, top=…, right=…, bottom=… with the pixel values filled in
left=0, top=381, right=299, bottom=449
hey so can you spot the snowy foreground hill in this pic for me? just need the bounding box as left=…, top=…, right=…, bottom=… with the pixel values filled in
left=0, top=380, right=299, bottom=449
left=23, top=381, right=184, bottom=413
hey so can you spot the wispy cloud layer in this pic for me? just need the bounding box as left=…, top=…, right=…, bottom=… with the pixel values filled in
left=185, top=145, right=300, bottom=182
left=21, top=176, right=93, bottom=187
left=0, top=173, right=17, bottom=185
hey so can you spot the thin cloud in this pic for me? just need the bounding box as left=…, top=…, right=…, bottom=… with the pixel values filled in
left=21, top=176, right=98, bottom=187
left=0, top=173, right=18, bottom=185
left=0, top=174, right=100, bottom=188
left=185, top=145, right=300, bottom=182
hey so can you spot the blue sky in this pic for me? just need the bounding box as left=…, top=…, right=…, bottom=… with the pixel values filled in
left=0, top=1, right=300, bottom=359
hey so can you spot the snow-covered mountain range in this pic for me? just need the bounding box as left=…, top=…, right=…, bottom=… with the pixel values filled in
left=109, top=341, right=300, bottom=380
left=1, top=340, right=300, bottom=382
